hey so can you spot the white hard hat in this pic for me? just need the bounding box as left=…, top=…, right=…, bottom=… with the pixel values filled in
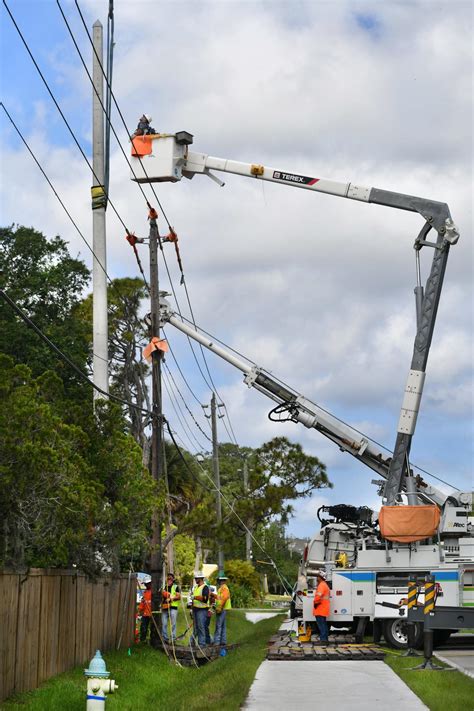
left=144, top=114, right=152, bottom=123
left=142, top=575, right=151, bottom=584
left=194, top=571, right=205, bottom=579
left=317, top=569, right=327, bottom=580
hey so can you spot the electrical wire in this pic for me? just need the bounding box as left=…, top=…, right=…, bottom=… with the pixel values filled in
left=0, top=102, right=141, bottom=313
left=0, top=289, right=159, bottom=421
left=165, top=421, right=293, bottom=595
left=162, top=370, right=207, bottom=452
left=168, top=314, right=460, bottom=492
left=164, top=362, right=212, bottom=443
left=72, top=0, right=239, bottom=428
left=3, top=0, right=133, bottom=236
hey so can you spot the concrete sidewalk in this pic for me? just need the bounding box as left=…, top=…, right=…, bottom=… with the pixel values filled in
left=243, top=660, right=428, bottom=710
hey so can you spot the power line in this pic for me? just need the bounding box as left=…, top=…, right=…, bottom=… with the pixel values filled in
left=72, top=0, right=239, bottom=424
left=163, top=361, right=212, bottom=443
left=3, top=0, right=132, bottom=237
left=0, top=102, right=137, bottom=312
left=165, top=421, right=293, bottom=594
left=0, top=289, right=159, bottom=421
left=162, top=369, right=207, bottom=452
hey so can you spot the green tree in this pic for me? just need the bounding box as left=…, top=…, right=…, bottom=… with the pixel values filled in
left=0, top=355, right=158, bottom=574
left=78, top=278, right=151, bottom=447
left=0, top=225, right=90, bottom=397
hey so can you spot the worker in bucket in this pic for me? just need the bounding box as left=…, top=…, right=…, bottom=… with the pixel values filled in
left=213, top=572, right=232, bottom=648
left=191, top=572, right=210, bottom=647
left=138, top=579, right=152, bottom=642
left=312, top=570, right=330, bottom=643
left=132, top=113, right=156, bottom=137
left=161, top=572, right=181, bottom=643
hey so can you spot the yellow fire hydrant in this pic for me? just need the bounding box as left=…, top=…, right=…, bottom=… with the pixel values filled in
left=84, top=650, right=118, bottom=710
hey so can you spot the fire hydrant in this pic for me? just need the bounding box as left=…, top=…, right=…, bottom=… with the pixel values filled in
left=84, top=650, right=118, bottom=710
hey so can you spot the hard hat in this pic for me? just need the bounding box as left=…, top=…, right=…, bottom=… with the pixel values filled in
left=194, top=571, right=205, bottom=579
left=144, top=114, right=152, bottom=123
left=316, top=569, right=327, bottom=580
left=142, top=574, right=151, bottom=584
left=217, top=571, right=228, bottom=580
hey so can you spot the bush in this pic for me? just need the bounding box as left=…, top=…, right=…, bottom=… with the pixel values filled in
left=210, top=559, right=262, bottom=599
left=230, top=584, right=254, bottom=608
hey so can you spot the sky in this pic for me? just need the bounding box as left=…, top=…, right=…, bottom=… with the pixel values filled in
left=1, top=0, right=473, bottom=538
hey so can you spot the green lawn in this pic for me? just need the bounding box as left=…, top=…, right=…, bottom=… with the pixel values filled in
left=1, top=611, right=285, bottom=711
left=384, top=648, right=474, bottom=711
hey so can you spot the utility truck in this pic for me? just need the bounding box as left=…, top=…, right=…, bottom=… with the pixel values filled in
left=131, top=132, right=473, bottom=647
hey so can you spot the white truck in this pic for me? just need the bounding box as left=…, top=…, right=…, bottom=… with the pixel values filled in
left=130, top=132, right=473, bottom=647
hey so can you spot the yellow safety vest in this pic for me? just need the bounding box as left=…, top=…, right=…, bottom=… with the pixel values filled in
left=217, top=584, right=232, bottom=611
left=162, top=583, right=179, bottom=610
left=192, top=583, right=209, bottom=609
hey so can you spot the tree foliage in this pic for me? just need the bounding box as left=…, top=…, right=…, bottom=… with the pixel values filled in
left=0, top=225, right=90, bottom=396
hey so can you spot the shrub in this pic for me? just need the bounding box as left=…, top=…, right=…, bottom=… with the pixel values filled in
left=210, top=559, right=261, bottom=598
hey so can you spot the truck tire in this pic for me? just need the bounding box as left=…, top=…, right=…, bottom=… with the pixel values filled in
left=383, top=618, right=423, bottom=649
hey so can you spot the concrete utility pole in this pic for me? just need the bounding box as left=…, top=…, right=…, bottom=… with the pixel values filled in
left=210, top=393, right=225, bottom=572
left=243, top=458, right=252, bottom=562
left=148, top=214, right=164, bottom=648
left=92, top=20, right=108, bottom=400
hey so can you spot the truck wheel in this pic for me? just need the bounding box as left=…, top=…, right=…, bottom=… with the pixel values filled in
left=383, top=619, right=422, bottom=649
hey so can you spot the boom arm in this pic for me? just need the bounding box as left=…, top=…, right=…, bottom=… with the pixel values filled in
left=131, top=132, right=460, bottom=505
left=158, top=296, right=453, bottom=509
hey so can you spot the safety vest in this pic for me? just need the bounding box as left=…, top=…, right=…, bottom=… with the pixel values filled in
left=138, top=589, right=152, bottom=617
left=192, top=583, right=209, bottom=608
left=216, top=583, right=232, bottom=612
left=162, top=583, right=179, bottom=610
left=313, top=580, right=330, bottom=617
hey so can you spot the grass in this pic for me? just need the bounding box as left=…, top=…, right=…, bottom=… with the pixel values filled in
left=384, top=648, right=474, bottom=711
left=1, top=610, right=285, bottom=711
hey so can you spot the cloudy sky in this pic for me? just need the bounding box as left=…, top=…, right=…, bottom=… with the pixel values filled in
left=1, top=0, right=472, bottom=537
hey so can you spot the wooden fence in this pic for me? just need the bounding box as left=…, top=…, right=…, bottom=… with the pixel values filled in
left=0, top=568, right=137, bottom=702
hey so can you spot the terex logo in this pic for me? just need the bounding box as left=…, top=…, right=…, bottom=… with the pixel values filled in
left=272, top=170, right=319, bottom=186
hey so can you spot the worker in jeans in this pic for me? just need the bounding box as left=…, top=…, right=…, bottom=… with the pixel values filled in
left=213, top=572, right=232, bottom=647
left=191, top=572, right=209, bottom=647
left=313, top=570, right=330, bottom=643
left=162, top=572, right=181, bottom=643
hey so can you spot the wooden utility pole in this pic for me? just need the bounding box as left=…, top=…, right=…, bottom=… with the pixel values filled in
left=148, top=213, right=164, bottom=648
left=91, top=20, right=108, bottom=401
left=243, top=458, right=252, bottom=562
left=210, top=393, right=225, bottom=571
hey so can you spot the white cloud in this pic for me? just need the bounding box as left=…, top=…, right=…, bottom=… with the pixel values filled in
left=1, top=0, right=472, bottom=538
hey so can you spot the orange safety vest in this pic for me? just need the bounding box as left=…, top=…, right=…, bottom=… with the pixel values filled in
left=138, top=589, right=152, bottom=617
left=216, top=584, right=231, bottom=612
left=162, top=583, right=180, bottom=610
left=313, top=580, right=330, bottom=617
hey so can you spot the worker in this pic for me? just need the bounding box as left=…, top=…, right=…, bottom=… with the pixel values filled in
left=312, top=570, right=330, bottom=643
left=162, top=572, right=181, bottom=643
left=132, top=113, right=156, bottom=138
left=138, top=579, right=152, bottom=642
left=205, top=580, right=217, bottom=644
left=191, top=572, right=209, bottom=647
left=213, top=572, right=232, bottom=647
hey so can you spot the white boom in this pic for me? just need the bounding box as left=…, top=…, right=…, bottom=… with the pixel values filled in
left=158, top=296, right=471, bottom=513
left=132, top=132, right=462, bottom=507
